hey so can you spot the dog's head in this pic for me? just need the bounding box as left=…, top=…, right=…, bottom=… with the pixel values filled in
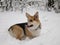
left=26, top=12, right=41, bottom=30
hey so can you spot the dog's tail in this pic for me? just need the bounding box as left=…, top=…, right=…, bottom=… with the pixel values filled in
left=8, top=26, right=13, bottom=31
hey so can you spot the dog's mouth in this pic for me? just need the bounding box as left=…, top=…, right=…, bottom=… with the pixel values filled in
left=27, top=24, right=33, bottom=27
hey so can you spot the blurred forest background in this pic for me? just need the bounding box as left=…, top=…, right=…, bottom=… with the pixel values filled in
left=0, top=0, right=60, bottom=13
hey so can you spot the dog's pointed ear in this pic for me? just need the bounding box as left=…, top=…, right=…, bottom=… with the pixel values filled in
left=34, top=12, right=39, bottom=18
left=26, top=12, right=31, bottom=18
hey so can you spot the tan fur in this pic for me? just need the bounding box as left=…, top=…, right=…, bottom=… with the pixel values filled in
left=9, top=25, right=25, bottom=40
left=26, top=12, right=41, bottom=38
left=8, top=12, right=41, bottom=40
left=26, top=12, right=40, bottom=24
left=25, top=27, right=34, bottom=39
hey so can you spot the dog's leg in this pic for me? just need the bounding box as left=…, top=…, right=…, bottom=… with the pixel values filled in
left=16, top=34, right=26, bottom=40
left=9, top=25, right=25, bottom=40
left=25, top=27, right=34, bottom=39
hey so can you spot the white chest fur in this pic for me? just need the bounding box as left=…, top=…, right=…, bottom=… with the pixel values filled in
left=28, top=28, right=41, bottom=37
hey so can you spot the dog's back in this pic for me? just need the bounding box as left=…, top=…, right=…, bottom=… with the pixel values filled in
left=8, top=22, right=27, bottom=40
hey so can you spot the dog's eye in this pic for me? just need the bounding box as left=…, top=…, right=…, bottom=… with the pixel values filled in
left=34, top=18, right=35, bottom=20
left=29, top=20, right=33, bottom=22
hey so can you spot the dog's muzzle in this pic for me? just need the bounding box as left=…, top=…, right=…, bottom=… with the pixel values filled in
left=27, top=24, right=33, bottom=27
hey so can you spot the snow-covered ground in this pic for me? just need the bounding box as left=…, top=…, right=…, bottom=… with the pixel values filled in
left=0, top=9, right=60, bottom=45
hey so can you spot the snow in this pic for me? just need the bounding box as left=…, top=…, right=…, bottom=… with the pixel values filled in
left=0, top=9, right=60, bottom=45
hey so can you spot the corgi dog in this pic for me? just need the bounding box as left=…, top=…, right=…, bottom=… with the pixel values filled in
left=8, top=12, right=41, bottom=40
